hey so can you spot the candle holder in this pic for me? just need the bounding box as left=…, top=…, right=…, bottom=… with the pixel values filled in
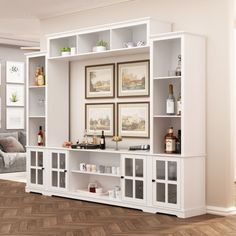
left=112, top=136, right=122, bottom=151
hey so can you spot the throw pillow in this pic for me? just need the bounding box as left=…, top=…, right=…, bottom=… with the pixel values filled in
left=0, top=137, right=25, bottom=153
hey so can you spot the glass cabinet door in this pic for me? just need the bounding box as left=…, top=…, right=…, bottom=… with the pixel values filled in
left=122, top=155, right=146, bottom=204
left=153, top=157, right=179, bottom=208
left=51, top=151, right=67, bottom=190
left=29, top=150, right=44, bottom=186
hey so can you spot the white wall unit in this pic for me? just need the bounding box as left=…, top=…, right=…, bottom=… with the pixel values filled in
left=26, top=19, right=205, bottom=218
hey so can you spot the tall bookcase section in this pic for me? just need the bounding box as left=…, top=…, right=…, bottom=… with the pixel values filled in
left=151, top=32, right=206, bottom=157
left=26, top=52, right=47, bottom=146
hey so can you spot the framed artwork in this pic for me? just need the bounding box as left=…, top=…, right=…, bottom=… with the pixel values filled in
left=117, top=102, right=149, bottom=138
left=85, top=64, right=115, bottom=99
left=6, top=61, right=24, bottom=84
left=85, top=103, right=114, bottom=136
left=117, top=60, right=149, bottom=97
left=6, top=107, right=24, bottom=129
left=6, top=84, right=24, bottom=107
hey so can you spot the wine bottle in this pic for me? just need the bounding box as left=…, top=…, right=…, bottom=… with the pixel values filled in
left=175, top=55, right=181, bottom=76
left=176, top=93, right=181, bottom=116
left=164, top=127, right=177, bottom=154
left=100, top=130, right=106, bottom=149
left=166, top=84, right=175, bottom=115
left=37, top=126, right=44, bottom=146
left=176, top=130, right=181, bottom=154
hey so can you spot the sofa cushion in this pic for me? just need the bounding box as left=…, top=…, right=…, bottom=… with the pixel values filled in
left=18, top=131, right=26, bottom=150
left=0, top=132, right=18, bottom=141
left=0, top=137, right=25, bottom=153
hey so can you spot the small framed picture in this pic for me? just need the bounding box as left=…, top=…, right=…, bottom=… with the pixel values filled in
left=85, top=64, right=115, bottom=99
left=6, top=84, right=24, bottom=107
left=117, top=102, right=149, bottom=138
left=6, top=107, right=24, bottom=129
left=85, top=103, right=115, bottom=136
left=117, top=60, right=149, bottom=97
left=6, top=61, right=24, bottom=84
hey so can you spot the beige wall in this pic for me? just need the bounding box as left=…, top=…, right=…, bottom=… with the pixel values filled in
left=40, top=0, right=235, bottom=208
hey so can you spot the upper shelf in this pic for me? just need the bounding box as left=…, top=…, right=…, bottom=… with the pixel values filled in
left=48, top=46, right=150, bottom=61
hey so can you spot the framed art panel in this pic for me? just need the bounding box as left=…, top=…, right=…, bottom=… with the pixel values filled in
left=6, top=107, right=24, bottom=129
left=6, top=61, right=24, bottom=84
left=117, top=60, right=149, bottom=97
left=117, top=102, right=149, bottom=138
left=6, top=84, right=24, bottom=106
left=85, top=64, right=115, bottom=99
left=85, top=103, right=115, bottom=136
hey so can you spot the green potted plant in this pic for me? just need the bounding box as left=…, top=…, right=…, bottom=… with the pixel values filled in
left=60, top=47, right=71, bottom=56
left=93, top=40, right=108, bottom=52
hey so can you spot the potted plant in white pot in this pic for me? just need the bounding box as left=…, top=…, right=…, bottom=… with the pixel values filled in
left=60, top=47, right=71, bottom=56
left=92, top=40, right=108, bottom=52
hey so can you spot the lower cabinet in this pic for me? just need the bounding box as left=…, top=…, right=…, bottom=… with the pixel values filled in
left=152, top=157, right=180, bottom=209
left=121, top=154, right=146, bottom=205
left=27, top=148, right=45, bottom=189
left=49, top=150, right=68, bottom=190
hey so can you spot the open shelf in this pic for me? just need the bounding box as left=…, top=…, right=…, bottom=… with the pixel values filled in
left=29, top=88, right=45, bottom=117
left=71, top=170, right=120, bottom=178
left=29, top=86, right=46, bottom=89
left=154, top=76, right=181, bottom=80
left=154, top=115, right=181, bottom=118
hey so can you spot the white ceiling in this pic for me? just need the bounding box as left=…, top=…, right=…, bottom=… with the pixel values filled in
left=0, top=0, right=132, bottom=46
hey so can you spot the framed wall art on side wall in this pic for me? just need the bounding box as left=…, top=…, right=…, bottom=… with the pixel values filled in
left=6, top=61, right=24, bottom=84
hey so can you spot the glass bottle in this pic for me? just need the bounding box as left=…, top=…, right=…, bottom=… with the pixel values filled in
left=37, top=126, right=44, bottom=146
left=176, top=93, right=181, bottom=116
left=100, top=130, right=106, bottom=149
left=175, top=55, right=181, bottom=76
left=164, top=127, right=177, bottom=154
left=37, top=67, right=45, bottom=86
left=166, top=84, right=175, bottom=115
left=82, top=129, right=88, bottom=144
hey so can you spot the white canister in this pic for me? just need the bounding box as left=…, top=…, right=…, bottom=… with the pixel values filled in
left=86, top=164, right=91, bottom=172
left=70, top=47, right=76, bottom=55
left=91, top=164, right=97, bottom=172
left=116, top=167, right=120, bottom=175
left=112, top=166, right=117, bottom=175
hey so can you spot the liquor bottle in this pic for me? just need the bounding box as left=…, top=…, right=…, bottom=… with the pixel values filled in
left=176, top=93, right=181, bottom=116
left=37, top=67, right=45, bottom=86
left=166, top=84, right=175, bottom=115
left=164, top=127, right=177, bottom=154
left=37, top=126, right=44, bottom=146
left=100, top=130, right=106, bottom=149
left=92, top=128, right=98, bottom=145
left=176, top=130, right=181, bottom=154
left=175, top=55, right=181, bottom=76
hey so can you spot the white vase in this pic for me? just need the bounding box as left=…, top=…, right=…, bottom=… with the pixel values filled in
left=61, top=51, right=70, bottom=56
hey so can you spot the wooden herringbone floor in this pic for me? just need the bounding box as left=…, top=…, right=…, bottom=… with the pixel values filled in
left=0, top=180, right=235, bottom=236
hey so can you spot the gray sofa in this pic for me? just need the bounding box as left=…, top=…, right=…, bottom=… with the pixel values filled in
left=0, top=131, right=26, bottom=173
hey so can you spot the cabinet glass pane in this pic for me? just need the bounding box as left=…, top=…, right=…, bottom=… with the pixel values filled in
left=135, top=180, right=143, bottom=199
left=59, top=153, right=66, bottom=169
left=37, top=169, right=43, bottom=185
left=52, top=153, right=58, bottom=168
left=156, top=160, right=165, bottom=180
left=52, top=171, right=58, bottom=187
left=38, top=152, right=43, bottom=167
left=156, top=182, right=165, bottom=202
left=168, top=162, right=177, bottom=181
left=135, top=159, right=143, bottom=178
left=168, top=184, right=177, bottom=204
left=31, top=151, right=36, bottom=166
left=125, top=158, right=133, bottom=177
left=59, top=172, right=66, bottom=188
left=125, top=179, right=133, bottom=198
left=30, top=169, right=36, bottom=184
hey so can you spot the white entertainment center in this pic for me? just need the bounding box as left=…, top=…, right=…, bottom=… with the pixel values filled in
left=25, top=18, right=206, bottom=218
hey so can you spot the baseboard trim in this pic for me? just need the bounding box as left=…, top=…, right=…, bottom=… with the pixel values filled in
left=206, top=206, right=236, bottom=216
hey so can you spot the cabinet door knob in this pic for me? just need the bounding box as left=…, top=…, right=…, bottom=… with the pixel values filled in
left=152, top=179, right=155, bottom=182
left=121, top=176, right=124, bottom=179
left=41, top=167, right=45, bottom=170
left=64, top=170, right=67, bottom=173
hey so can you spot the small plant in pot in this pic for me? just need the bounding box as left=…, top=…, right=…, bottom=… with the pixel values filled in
left=93, top=40, right=108, bottom=52
left=60, top=47, right=71, bottom=56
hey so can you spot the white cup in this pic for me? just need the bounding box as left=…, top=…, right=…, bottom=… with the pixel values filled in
left=96, top=187, right=103, bottom=194
left=108, top=189, right=115, bottom=198
left=80, top=163, right=86, bottom=171
left=86, top=164, right=91, bottom=172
